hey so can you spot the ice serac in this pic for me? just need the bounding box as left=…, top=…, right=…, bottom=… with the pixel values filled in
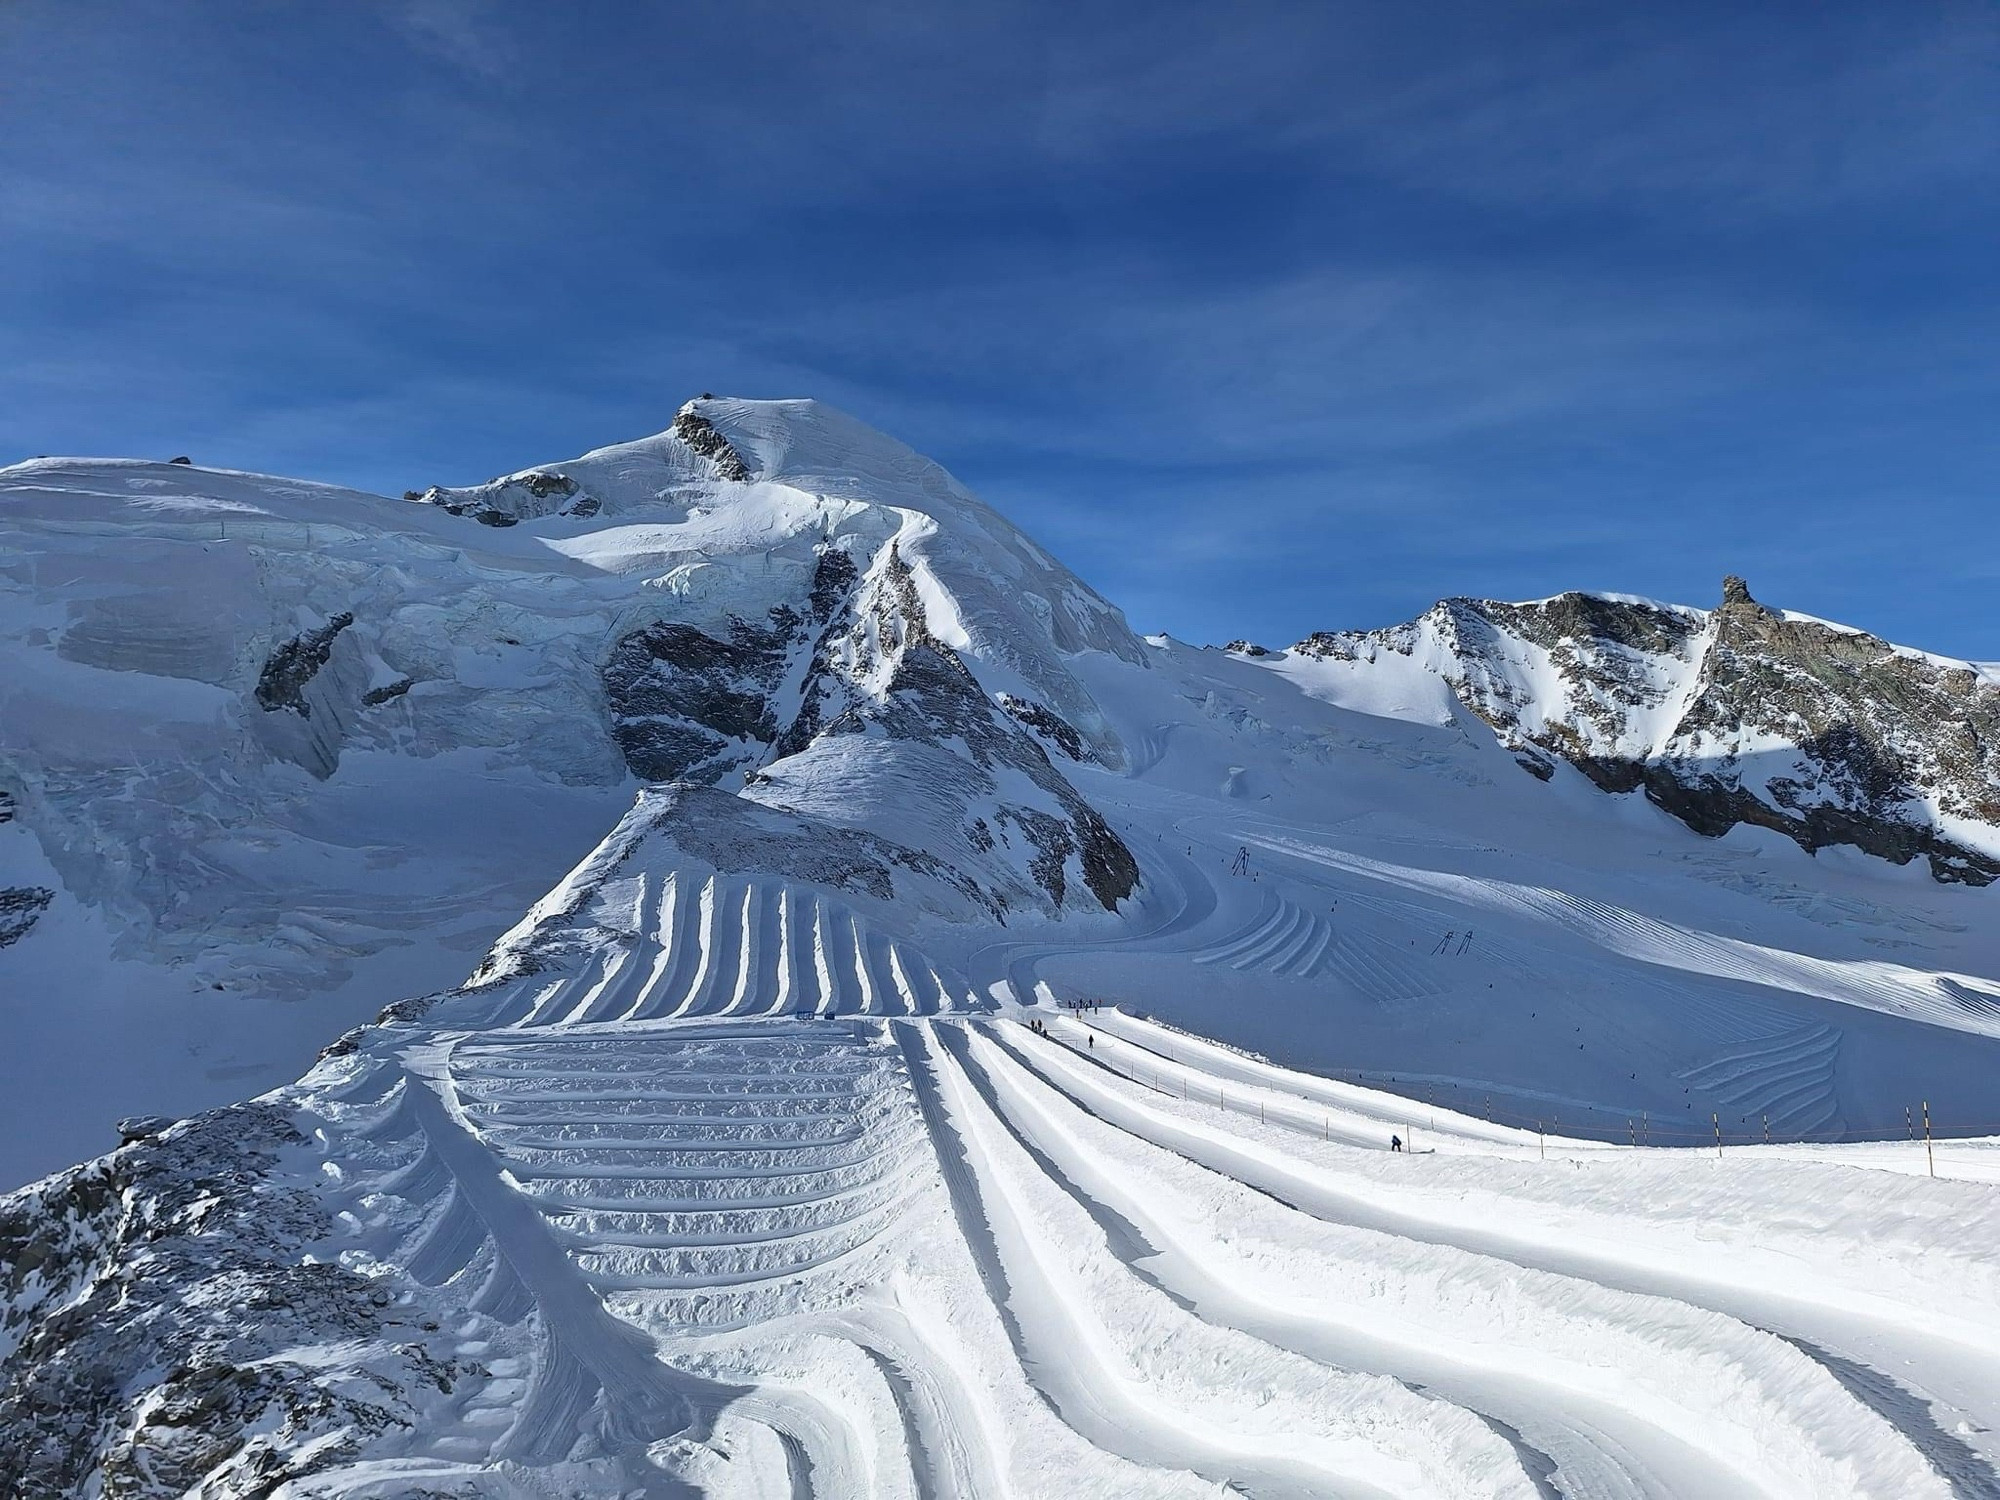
left=1294, top=577, right=2000, bottom=883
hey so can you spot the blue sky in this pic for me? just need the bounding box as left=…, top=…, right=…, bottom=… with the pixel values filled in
left=3, top=2, right=1997, bottom=654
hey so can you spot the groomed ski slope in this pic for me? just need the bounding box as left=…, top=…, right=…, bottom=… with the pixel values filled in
left=293, top=993, right=2000, bottom=1499
left=292, top=802, right=2000, bottom=1500
left=219, top=628, right=2000, bottom=1496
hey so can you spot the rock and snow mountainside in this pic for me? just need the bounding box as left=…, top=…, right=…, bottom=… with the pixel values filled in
left=0, top=399, right=1137, bottom=1184
left=8, top=399, right=2000, bottom=1496
left=1285, top=578, right=2000, bottom=883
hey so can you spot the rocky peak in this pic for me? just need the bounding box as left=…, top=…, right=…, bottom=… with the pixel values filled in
left=1293, top=585, right=2000, bottom=885
left=669, top=401, right=754, bottom=482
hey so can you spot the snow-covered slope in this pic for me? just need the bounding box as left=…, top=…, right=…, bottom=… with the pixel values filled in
left=0, top=400, right=1138, bottom=1184
left=7, top=938, right=1999, bottom=1496
left=6, top=398, right=2000, bottom=1496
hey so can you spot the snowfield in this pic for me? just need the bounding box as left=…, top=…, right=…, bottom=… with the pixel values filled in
left=4, top=398, right=2000, bottom=1496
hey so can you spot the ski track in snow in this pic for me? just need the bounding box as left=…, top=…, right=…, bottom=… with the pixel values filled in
left=488, top=874, right=966, bottom=1031
left=65, top=776, right=2000, bottom=1497
left=1240, top=828, right=2000, bottom=1041
left=292, top=954, right=2000, bottom=1497
left=51, top=777, right=1998, bottom=1498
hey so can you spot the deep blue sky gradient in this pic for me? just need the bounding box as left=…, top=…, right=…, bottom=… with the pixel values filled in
left=3, top=2, right=1997, bottom=653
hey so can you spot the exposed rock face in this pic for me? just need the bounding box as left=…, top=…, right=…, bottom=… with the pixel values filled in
left=414, top=469, right=584, bottom=527
left=592, top=526, right=1137, bottom=916
left=998, top=693, right=1089, bottom=761
left=603, top=611, right=800, bottom=782
left=1652, top=588, right=2000, bottom=883
left=0, top=1105, right=476, bottom=1499
left=114, top=1115, right=175, bottom=1144
left=360, top=676, right=413, bottom=706
left=253, top=612, right=354, bottom=717
left=669, top=406, right=753, bottom=482
left=1296, top=581, right=2000, bottom=884
left=764, top=542, right=1139, bottom=912
left=0, top=887, right=51, bottom=948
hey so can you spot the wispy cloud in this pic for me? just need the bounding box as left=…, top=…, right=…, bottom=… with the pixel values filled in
left=383, top=0, right=516, bottom=79
left=3, top=1, right=1996, bottom=657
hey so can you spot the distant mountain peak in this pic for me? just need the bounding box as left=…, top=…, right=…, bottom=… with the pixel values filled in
left=1289, top=583, right=2000, bottom=883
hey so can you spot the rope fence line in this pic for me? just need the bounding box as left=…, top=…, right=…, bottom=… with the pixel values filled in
left=1027, top=1016, right=1989, bottom=1170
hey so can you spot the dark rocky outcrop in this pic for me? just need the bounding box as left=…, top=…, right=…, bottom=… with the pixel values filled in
left=0, top=887, right=52, bottom=948
left=998, top=693, right=1088, bottom=761
left=413, top=470, right=590, bottom=527
left=1607, top=758, right=2000, bottom=884
left=1649, top=584, right=2000, bottom=883
left=1298, top=580, right=2000, bottom=885
left=520, top=471, right=577, bottom=501
left=114, top=1115, right=175, bottom=1144
left=671, top=407, right=752, bottom=482
left=775, top=543, right=1140, bottom=912
left=361, top=677, right=414, bottom=707
left=603, top=611, right=800, bottom=782
left=770, top=547, right=871, bottom=761
left=588, top=531, right=1137, bottom=916
left=0, top=1105, right=477, bottom=1499
left=254, top=613, right=354, bottom=717
left=808, top=544, right=858, bottom=621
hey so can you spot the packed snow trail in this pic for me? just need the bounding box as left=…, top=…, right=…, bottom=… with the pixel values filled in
left=224, top=778, right=2000, bottom=1498
left=973, top=1022, right=1963, bottom=1498
left=914, top=1020, right=1533, bottom=1500
left=956, top=1025, right=1783, bottom=1500
left=990, top=1017, right=2000, bottom=1497
left=241, top=996, right=2000, bottom=1498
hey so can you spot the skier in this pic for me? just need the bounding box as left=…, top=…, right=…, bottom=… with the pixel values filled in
left=1390, top=1134, right=1403, bottom=1153
left=1088, top=1035, right=1094, bottom=1049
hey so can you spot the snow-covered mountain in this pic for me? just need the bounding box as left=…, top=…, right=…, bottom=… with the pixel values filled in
left=6, top=398, right=2000, bottom=1497
left=0, top=399, right=1140, bottom=1184
left=1275, top=580, right=2000, bottom=883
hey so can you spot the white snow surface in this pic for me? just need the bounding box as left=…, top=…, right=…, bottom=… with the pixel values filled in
left=5, top=399, right=2000, bottom=1495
